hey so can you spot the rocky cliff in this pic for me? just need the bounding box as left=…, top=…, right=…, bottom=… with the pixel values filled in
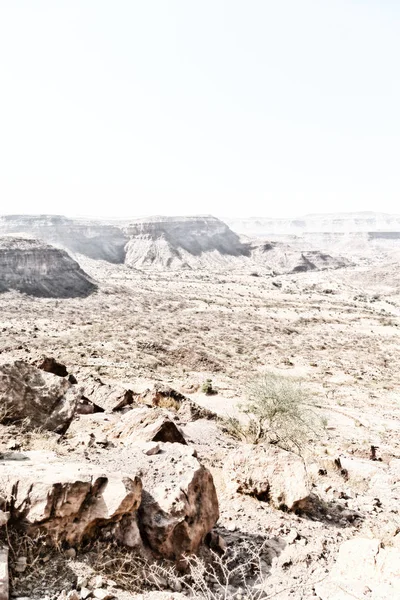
left=0, top=237, right=97, bottom=297
left=123, top=215, right=250, bottom=269
left=0, top=215, right=128, bottom=263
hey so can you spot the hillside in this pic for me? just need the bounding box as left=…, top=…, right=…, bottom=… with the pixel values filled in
left=0, top=237, right=97, bottom=297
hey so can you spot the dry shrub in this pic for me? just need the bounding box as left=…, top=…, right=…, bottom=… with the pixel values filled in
left=223, top=371, right=321, bottom=454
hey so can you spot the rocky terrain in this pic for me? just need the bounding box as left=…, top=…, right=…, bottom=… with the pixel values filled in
left=0, top=238, right=96, bottom=298
left=0, top=214, right=400, bottom=600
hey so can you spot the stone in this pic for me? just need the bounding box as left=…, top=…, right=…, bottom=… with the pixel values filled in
left=80, top=376, right=136, bottom=413
left=138, top=442, right=161, bottom=456
left=223, top=444, right=311, bottom=510
left=0, top=547, right=8, bottom=600
left=113, top=406, right=187, bottom=445
left=0, top=513, right=9, bottom=528
left=92, top=591, right=114, bottom=600
left=0, top=361, right=81, bottom=433
left=0, top=452, right=142, bottom=547
left=38, top=357, right=69, bottom=378
left=64, top=548, right=76, bottom=559
left=66, top=592, right=80, bottom=600
left=315, top=538, right=400, bottom=599
left=80, top=588, right=92, bottom=599
left=137, top=442, right=219, bottom=560
left=139, top=384, right=215, bottom=422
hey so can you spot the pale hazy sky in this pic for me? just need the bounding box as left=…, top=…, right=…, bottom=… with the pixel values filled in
left=1, top=1, right=399, bottom=219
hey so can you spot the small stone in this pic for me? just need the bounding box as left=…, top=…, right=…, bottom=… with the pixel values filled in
left=7, top=440, right=20, bottom=450
left=92, top=591, right=115, bottom=600
left=139, top=441, right=161, bottom=456
left=92, top=576, right=104, bottom=589
left=0, top=512, right=9, bottom=527
left=66, top=592, right=80, bottom=600
left=80, top=588, right=92, bottom=599
left=64, top=548, right=77, bottom=559
left=77, top=576, right=89, bottom=589
left=14, top=556, right=27, bottom=573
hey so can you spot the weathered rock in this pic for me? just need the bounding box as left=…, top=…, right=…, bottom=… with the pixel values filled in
left=223, top=444, right=311, bottom=510
left=137, top=442, right=219, bottom=559
left=0, top=452, right=142, bottom=547
left=139, top=385, right=215, bottom=422
left=0, top=547, right=8, bottom=600
left=38, top=357, right=69, bottom=378
left=91, top=442, right=219, bottom=560
left=0, top=361, right=81, bottom=433
left=81, top=376, right=136, bottom=413
left=113, top=407, right=187, bottom=445
left=315, top=538, right=400, bottom=600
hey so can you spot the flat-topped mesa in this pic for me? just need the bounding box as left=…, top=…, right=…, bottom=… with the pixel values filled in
left=123, top=215, right=250, bottom=269
left=226, top=211, right=400, bottom=236
left=0, top=214, right=128, bottom=263
left=0, top=237, right=97, bottom=297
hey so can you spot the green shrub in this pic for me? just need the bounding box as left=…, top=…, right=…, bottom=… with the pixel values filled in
left=201, top=379, right=215, bottom=395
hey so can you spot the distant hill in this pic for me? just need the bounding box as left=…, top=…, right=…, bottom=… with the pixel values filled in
left=0, top=237, right=97, bottom=297
left=0, top=214, right=348, bottom=274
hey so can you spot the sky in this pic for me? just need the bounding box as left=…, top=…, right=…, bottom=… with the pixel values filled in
left=0, top=0, right=399, bottom=219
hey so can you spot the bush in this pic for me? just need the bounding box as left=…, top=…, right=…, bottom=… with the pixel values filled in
left=201, top=379, right=216, bottom=395
left=224, top=371, right=320, bottom=453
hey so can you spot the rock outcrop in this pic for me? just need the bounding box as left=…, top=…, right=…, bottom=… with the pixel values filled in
left=0, top=452, right=143, bottom=548
left=0, top=443, right=219, bottom=561
left=224, top=444, right=311, bottom=510
left=0, top=237, right=97, bottom=297
left=135, top=443, right=219, bottom=559
left=0, top=361, right=80, bottom=433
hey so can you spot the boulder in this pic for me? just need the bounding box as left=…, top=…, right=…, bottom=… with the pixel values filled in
left=223, top=444, right=311, bottom=510
left=0, top=361, right=80, bottom=433
left=81, top=376, right=136, bottom=413
left=113, top=406, right=187, bottom=445
left=0, top=547, right=7, bottom=600
left=137, top=443, right=219, bottom=559
left=0, top=452, right=143, bottom=548
left=315, top=538, right=400, bottom=600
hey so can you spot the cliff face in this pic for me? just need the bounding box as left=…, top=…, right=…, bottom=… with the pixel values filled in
left=0, top=237, right=97, bottom=297
left=123, top=216, right=250, bottom=269
left=0, top=215, right=128, bottom=263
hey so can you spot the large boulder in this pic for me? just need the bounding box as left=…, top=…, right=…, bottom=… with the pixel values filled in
left=0, top=361, right=80, bottom=433
left=137, top=443, right=219, bottom=559
left=0, top=452, right=143, bottom=548
left=223, top=444, right=311, bottom=510
left=88, top=442, right=219, bottom=560
left=315, top=538, right=400, bottom=599
left=112, top=406, right=187, bottom=445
